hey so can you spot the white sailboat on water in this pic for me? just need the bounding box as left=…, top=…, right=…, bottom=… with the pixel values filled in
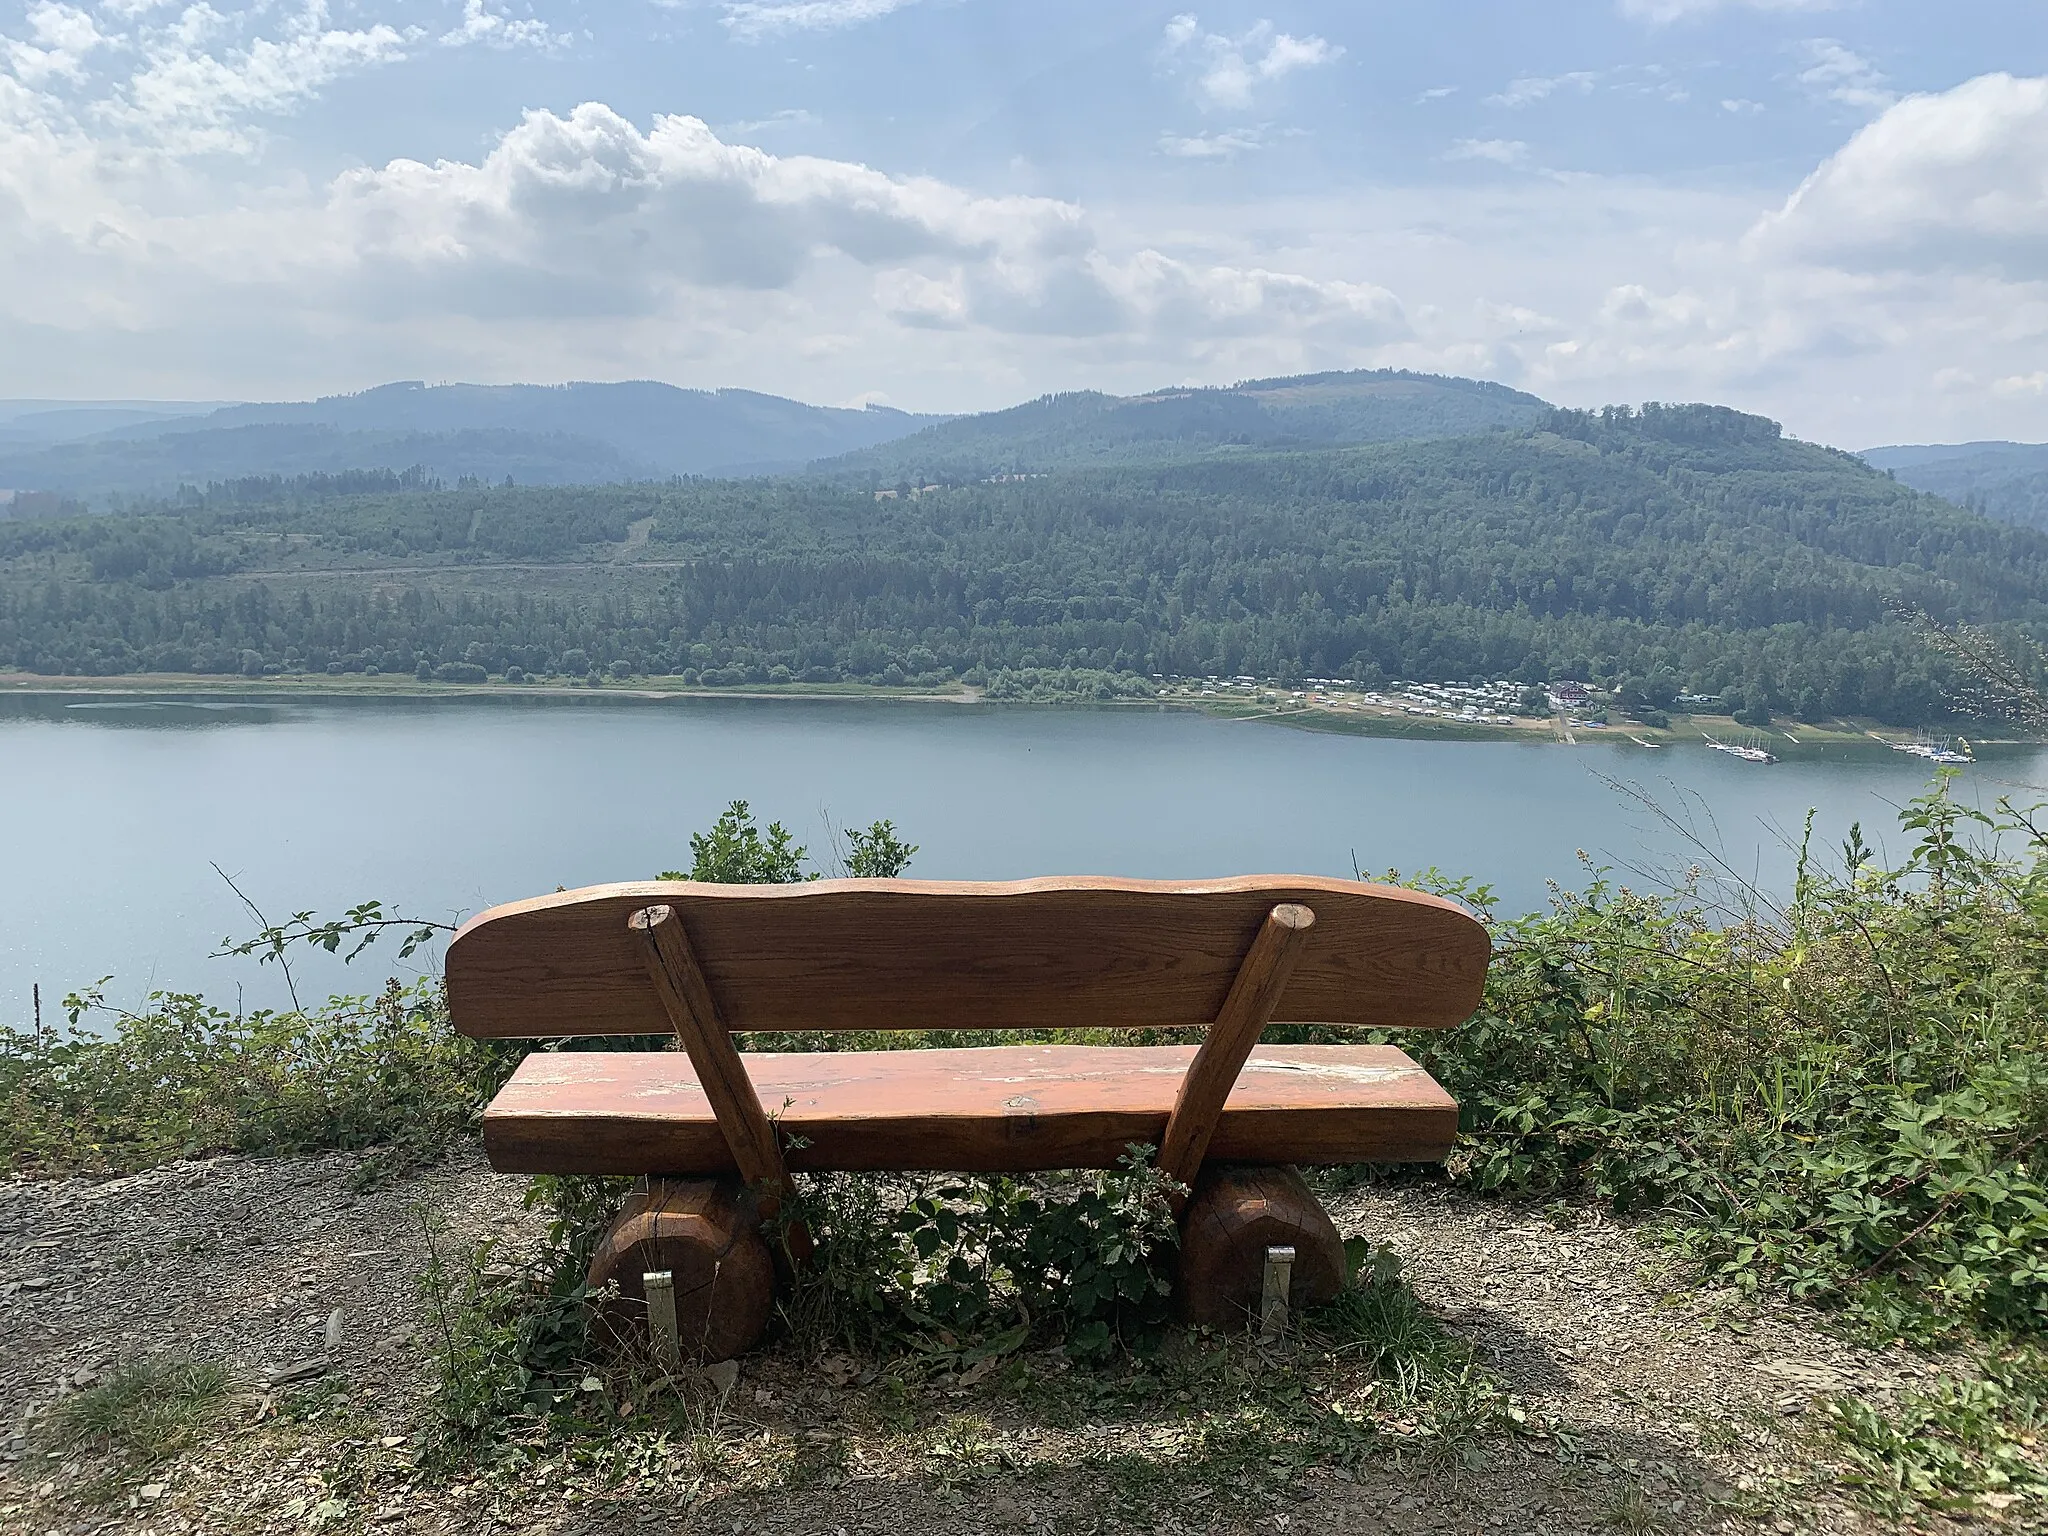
left=1888, top=731, right=1974, bottom=766
left=1704, top=732, right=1777, bottom=764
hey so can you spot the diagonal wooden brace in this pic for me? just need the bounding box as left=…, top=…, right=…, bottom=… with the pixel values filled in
left=630, top=904, right=793, bottom=1227
left=1156, top=902, right=1316, bottom=1205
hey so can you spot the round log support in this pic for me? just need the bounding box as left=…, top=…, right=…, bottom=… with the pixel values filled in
left=1176, top=1163, right=1346, bottom=1331
left=588, top=1177, right=775, bottom=1364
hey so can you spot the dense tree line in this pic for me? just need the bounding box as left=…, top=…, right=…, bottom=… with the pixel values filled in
left=2, top=406, right=2042, bottom=723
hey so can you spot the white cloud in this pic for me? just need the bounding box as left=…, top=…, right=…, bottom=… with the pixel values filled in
left=0, top=80, right=1403, bottom=376
left=1485, top=71, right=1597, bottom=109
left=5, top=2, right=108, bottom=85
left=1158, top=127, right=1263, bottom=159
left=1162, top=14, right=1340, bottom=112
left=1619, top=0, right=1842, bottom=22
left=0, top=0, right=576, bottom=165
left=440, top=0, right=564, bottom=52
left=319, top=105, right=1090, bottom=303
left=720, top=0, right=921, bottom=41
left=1750, top=73, right=2048, bottom=278
left=1467, top=73, right=2048, bottom=443
left=723, top=108, right=821, bottom=136
left=1446, top=138, right=1529, bottom=166
left=891, top=250, right=1406, bottom=346
left=0, top=0, right=426, bottom=159
left=1796, top=39, right=1894, bottom=111
left=321, top=107, right=1402, bottom=346
left=1721, top=97, right=1764, bottom=114
left=109, top=2, right=414, bottom=156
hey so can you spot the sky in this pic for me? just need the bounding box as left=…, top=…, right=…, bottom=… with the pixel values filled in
left=1, top=0, right=2044, bottom=448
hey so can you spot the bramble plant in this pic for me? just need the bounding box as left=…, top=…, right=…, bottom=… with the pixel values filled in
left=773, top=1148, right=1185, bottom=1366
left=1399, top=770, right=2048, bottom=1343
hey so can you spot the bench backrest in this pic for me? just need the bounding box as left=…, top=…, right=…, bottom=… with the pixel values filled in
left=445, top=875, right=1490, bottom=1040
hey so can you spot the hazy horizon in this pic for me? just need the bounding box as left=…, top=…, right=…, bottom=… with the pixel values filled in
left=1, top=1, right=2043, bottom=448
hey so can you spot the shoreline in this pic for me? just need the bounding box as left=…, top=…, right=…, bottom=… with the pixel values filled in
left=0, top=671, right=2031, bottom=750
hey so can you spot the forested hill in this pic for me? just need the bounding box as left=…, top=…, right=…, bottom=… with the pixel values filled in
left=1864, top=440, right=2048, bottom=532
left=2, top=403, right=2042, bottom=725
left=812, top=369, right=1549, bottom=480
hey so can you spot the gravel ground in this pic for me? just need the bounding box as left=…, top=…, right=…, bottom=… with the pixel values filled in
left=0, top=1148, right=1995, bottom=1536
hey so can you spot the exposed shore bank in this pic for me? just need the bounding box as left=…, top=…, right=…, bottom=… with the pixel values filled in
left=0, top=671, right=2024, bottom=751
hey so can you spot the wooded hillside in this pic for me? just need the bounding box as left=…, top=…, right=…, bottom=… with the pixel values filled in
left=2, top=403, right=2038, bottom=724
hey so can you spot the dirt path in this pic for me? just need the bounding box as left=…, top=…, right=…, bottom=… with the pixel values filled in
left=0, top=1151, right=1966, bottom=1536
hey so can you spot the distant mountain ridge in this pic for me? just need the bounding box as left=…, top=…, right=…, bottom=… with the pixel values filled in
left=811, top=369, right=1553, bottom=480
left=1862, top=440, right=2048, bottom=531
left=0, top=381, right=947, bottom=498
left=0, top=371, right=1553, bottom=502
left=0, top=401, right=231, bottom=449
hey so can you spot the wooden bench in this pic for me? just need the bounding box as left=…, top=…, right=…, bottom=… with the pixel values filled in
left=446, top=875, right=1489, bottom=1360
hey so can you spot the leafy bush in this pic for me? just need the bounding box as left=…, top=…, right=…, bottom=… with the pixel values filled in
left=777, top=1147, right=1183, bottom=1364
left=1403, top=773, right=2048, bottom=1340
left=662, top=799, right=810, bottom=883
left=661, top=800, right=917, bottom=883
left=0, top=979, right=512, bottom=1185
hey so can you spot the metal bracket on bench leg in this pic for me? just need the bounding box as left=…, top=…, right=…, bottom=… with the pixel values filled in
left=644, top=1269, right=678, bottom=1362
left=1259, top=1245, right=1295, bottom=1343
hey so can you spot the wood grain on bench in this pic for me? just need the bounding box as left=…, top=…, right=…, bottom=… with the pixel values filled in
left=447, top=877, right=1489, bottom=1039
left=481, top=1043, right=1458, bottom=1174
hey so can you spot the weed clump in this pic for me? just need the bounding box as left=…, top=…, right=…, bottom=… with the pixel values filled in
left=418, top=1174, right=630, bottom=1445
left=54, top=1356, right=233, bottom=1464
left=1826, top=1344, right=2048, bottom=1516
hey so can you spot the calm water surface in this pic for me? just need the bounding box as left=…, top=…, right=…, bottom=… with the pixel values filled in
left=4, top=691, right=2041, bottom=1019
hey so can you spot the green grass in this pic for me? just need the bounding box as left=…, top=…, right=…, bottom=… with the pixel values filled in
left=54, top=1357, right=234, bottom=1463
left=1311, top=1241, right=1466, bottom=1373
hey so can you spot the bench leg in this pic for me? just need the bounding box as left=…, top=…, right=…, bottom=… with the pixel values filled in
left=588, top=1177, right=776, bottom=1364
left=1176, top=1164, right=1346, bottom=1332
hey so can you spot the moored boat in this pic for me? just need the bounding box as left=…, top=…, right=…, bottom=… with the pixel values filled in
left=1704, top=733, right=1778, bottom=764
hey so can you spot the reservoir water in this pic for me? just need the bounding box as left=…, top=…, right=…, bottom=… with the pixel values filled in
left=3, top=690, right=2042, bottom=1022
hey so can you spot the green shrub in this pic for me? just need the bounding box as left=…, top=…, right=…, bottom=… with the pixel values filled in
left=0, top=978, right=514, bottom=1185
left=661, top=799, right=917, bottom=883
left=662, top=799, right=810, bottom=883
left=1403, top=773, right=2048, bottom=1339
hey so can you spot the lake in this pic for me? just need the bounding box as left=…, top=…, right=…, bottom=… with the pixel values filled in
left=4, top=690, right=2041, bottom=1023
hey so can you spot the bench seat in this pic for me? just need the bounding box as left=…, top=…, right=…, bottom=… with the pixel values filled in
left=483, top=1042, right=1458, bottom=1176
